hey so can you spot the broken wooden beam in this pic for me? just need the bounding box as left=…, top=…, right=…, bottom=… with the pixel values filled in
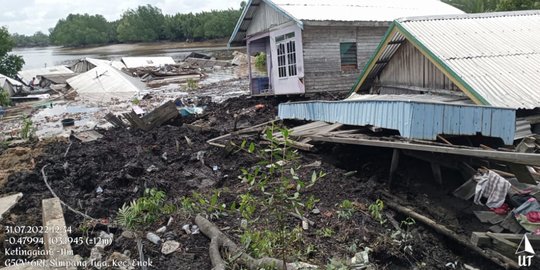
left=42, top=198, right=74, bottom=262
left=309, top=133, right=540, bottom=166
left=0, top=193, right=22, bottom=221
left=383, top=197, right=519, bottom=269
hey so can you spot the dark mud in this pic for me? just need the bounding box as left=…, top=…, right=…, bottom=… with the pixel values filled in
left=1, top=94, right=503, bottom=269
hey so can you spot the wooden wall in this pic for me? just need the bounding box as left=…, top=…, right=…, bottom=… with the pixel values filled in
left=302, top=25, right=387, bottom=93
left=374, top=41, right=460, bottom=94
left=247, top=1, right=292, bottom=36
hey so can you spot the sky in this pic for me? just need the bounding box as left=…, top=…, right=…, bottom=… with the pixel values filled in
left=0, top=0, right=244, bottom=35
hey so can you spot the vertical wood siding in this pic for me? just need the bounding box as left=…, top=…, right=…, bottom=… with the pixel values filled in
left=376, top=41, right=459, bottom=92
left=247, top=1, right=292, bottom=36
left=302, top=25, right=388, bottom=93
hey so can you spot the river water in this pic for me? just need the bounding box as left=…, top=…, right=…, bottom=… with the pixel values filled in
left=12, top=42, right=237, bottom=69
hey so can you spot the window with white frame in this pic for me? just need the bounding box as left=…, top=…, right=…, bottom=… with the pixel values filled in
left=276, top=32, right=297, bottom=78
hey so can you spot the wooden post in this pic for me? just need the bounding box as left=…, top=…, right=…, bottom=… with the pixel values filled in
left=431, top=162, right=443, bottom=185
left=389, top=149, right=400, bottom=185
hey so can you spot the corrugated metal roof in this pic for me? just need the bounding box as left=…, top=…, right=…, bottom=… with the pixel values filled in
left=38, top=73, right=78, bottom=84
left=17, top=66, right=73, bottom=85
left=0, top=73, right=22, bottom=87
left=272, top=0, right=463, bottom=22
left=66, top=65, right=144, bottom=102
left=354, top=11, right=540, bottom=110
left=347, top=93, right=474, bottom=105
left=85, top=58, right=126, bottom=70
left=279, top=97, right=516, bottom=144
left=121, top=57, right=176, bottom=69
left=229, top=0, right=463, bottom=45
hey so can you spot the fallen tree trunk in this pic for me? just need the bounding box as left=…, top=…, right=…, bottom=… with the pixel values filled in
left=383, top=198, right=519, bottom=269
left=195, top=215, right=316, bottom=270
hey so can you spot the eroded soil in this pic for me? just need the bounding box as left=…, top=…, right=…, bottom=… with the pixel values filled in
left=0, top=94, right=503, bottom=270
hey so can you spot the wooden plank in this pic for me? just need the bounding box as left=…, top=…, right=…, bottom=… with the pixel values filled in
left=431, top=162, right=442, bottom=185
left=453, top=178, right=477, bottom=200
left=42, top=198, right=75, bottom=266
left=0, top=193, right=22, bottom=221
left=389, top=149, right=400, bottom=185
left=471, top=232, right=540, bottom=247
left=309, top=134, right=540, bottom=166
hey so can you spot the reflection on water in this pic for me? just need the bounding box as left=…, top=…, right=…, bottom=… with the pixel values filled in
left=31, top=101, right=101, bottom=138
left=12, top=43, right=239, bottom=70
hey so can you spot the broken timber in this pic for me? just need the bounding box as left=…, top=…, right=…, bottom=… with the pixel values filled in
left=309, top=133, right=540, bottom=167
left=384, top=198, right=519, bottom=269
left=123, top=101, right=178, bottom=131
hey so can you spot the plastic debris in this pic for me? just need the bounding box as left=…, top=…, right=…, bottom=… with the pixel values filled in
left=161, top=240, right=180, bottom=255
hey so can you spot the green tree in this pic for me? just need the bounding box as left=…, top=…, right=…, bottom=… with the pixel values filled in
left=0, top=27, right=24, bottom=78
left=12, top=31, right=52, bottom=47
left=117, top=5, right=165, bottom=42
left=497, top=0, right=540, bottom=10
left=49, top=14, right=113, bottom=46
left=443, top=0, right=500, bottom=12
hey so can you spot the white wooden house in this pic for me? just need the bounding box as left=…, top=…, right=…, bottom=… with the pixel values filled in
left=229, top=0, right=463, bottom=95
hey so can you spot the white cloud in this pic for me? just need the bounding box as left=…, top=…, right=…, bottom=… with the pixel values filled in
left=0, top=0, right=243, bottom=35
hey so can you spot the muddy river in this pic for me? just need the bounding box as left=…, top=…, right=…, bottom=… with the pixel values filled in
left=12, top=41, right=241, bottom=69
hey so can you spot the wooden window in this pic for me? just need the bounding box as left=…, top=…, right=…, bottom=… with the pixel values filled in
left=276, top=32, right=297, bottom=78
left=287, top=40, right=297, bottom=76
left=340, top=42, right=357, bottom=71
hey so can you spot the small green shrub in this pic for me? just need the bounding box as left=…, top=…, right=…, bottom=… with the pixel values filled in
left=179, top=191, right=227, bottom=219
left=186, top=79, right=198, bottom=90
left=316, top=227, right=335, bottom=238
left=20, top=116, right=35, bottom=140
left=368, top=199, right=386, bottom=224
left=255, top=53, right=266, bottom=72
left=0, top=89, right=10, bottom=106
left=117, top=188, right=175, bottom=231
left=337, top=199, right=355, bottom=220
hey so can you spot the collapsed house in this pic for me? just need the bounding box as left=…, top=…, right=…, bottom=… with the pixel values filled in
left=228, top=0, right=463, bottom=95
left=121, top=56, right=176, bottom=69
left=70, top=57, right=126, bottom=73
left=0, top=73, right=23, bottom=96
left=66, top=64, right=145, bottom=102
left=37, top=73, right=78, bottom=90
left=280, top=11, right=540, bottom=143
left=17, top=65, right=74, bottom=86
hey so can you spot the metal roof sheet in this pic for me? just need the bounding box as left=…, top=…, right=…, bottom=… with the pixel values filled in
left=279, top=98, right=516, bottom=144
left=272, top=0, right=464, bottom=22
left=229, top=0, right=463, bottom=45
left=121, top=57, right=176, bottom=69
left=17, top=66, right=73, bottom=85
left=347, top=93, right=474, bottom=105
left=85, top=58, right=126, bottom=70
left=354, top=11, right=540, bottom=110
left=66, top=65, right=144, bottom=102
left=0, top=73, right=22, bottom=87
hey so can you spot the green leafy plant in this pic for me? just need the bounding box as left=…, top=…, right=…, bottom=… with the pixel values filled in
left=0, top=88, right=10, bottom=106
left=316, top=227, right=335, bottom=238
left=131, top=97, right=140, bottom=105
left=117, top=188, right=174, bottom=231
left=236, top=124, right=326, bottom=265
left=326, top=258, right=350, bottom=270
left=179, top=191, right=227, bottom=220
left=186, top=78, right=198, bottom=90
left=368, top=199, right=386, bottom=224
left=20, top=116, right=35, bottom=140
left=337, top=199, right=355, bottom=220
left=255, top=52, right=266, bottom=72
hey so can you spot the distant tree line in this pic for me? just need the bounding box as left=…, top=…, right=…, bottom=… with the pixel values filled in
left=11, top=31, right=50, bottom=47
left=443, top=0, right=540, bottom=13
left=45, top=4, right=242, bottom=47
